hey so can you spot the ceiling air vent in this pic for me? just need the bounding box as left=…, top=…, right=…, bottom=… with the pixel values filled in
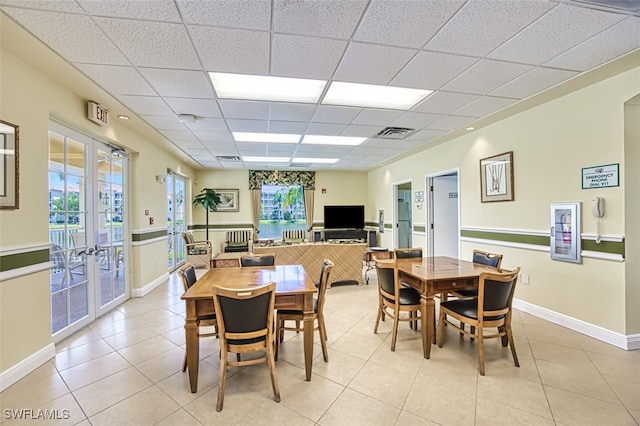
left=375, top=126, right=416, bottom=140
left=216, top=155, right=241, bottom=162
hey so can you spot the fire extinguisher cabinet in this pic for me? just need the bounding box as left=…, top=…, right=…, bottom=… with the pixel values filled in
left=550, top=202, right=582, bottom=263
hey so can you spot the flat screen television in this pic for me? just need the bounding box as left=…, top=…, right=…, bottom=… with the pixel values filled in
left=323, top=205, right=365, bottom=230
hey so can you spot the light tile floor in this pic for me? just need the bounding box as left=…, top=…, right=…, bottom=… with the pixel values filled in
left=2, top=268, right=639, bottom=425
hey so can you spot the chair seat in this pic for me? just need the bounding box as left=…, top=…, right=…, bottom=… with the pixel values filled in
left=278, top=298, right=318, bottom=315
left=382, top=287, right=421, bottom=305
left=440, top=299, right=505, bottom=321
left=453, top=288, right=478, bottom=298
left=197, top=313, right=217, bottom=321
left=225, top=245, right=249, bottom=253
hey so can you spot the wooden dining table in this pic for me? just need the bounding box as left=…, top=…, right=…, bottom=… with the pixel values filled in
left=395, top=256, right=499, bottom=359
left=181, top=264, right=317, bottom=393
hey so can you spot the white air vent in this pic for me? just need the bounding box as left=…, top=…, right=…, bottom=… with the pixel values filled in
left=216, top=155, right=241, bottom=162
left=375, top=127, right=417, bottom=139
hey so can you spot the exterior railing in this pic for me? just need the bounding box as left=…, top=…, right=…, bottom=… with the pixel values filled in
left=49, top=226, right=125, bottom=247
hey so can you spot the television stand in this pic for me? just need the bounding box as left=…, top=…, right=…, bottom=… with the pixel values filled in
left=323, top=229, right=367, bottom=241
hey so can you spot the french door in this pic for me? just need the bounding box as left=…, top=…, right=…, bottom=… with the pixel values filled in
left=167, top=173, right=186, bottom=271
left=48, top=122, right=128, bottom=341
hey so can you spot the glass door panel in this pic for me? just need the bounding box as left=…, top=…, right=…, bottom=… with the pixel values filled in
left=167, top=173, right=187, bottom=271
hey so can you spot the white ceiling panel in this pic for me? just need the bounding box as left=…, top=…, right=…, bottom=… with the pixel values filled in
left=544, top=16, right=640, bottom=71
left=333, top=42, right=417, bottom=84
left=442, top=59, right=533, bottom=95
left=178, top=0, right=271, bottom=30
left=354, top=0, right=465, bottom=48
left=488, top=4, right=626, bottom=65
left=271, top=33, right=347, bottom=80
left=391, top=51, right=478, bottom=90
left=490, top=67, right=580, bottom=99
left=4, top=0, right=638, bottom=171
left=75, top=64, right=155, bottom=96
left=425, top=0, right=555, bottom=56
left=138, top=68, right=213, bottom=98
left=3, top=8, right=129, bottom=65
left=95, top=18, right=201, bottom=69
left=189, top=25, right=270, bottom=75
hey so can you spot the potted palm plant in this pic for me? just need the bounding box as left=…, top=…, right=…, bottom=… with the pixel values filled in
left=192, top=188, right=220, bottom=241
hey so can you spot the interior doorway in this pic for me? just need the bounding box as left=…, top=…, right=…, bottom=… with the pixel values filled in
left=426, top=171, right=459, bottom=257
left=394, top=181, right=413, bottom=248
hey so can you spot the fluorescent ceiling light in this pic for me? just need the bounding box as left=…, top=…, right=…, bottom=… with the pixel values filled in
left=293, top=158, right=339, bottom=164
left=322, top=82, right=432, bottom=110
left=301, top=135, right=367, bottom=146
left=242, top=156, right=290, bottom=163
left=233, top=132, right=300, bottom=143
left=210, top=72, right=327, bottom=103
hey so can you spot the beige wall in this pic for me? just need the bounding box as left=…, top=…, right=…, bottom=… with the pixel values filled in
left=624, top=102, right=640, bottom=334
left=368, top=66, right=639, bottom=335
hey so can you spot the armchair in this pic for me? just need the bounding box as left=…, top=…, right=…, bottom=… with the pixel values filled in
left=282, top=229, right=307, bottom=243
left=181, top=232, right=212, bottom=269
left=220, top=230, right=253, bottom=253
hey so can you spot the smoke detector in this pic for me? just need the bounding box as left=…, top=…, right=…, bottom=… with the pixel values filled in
left=375, top=126, right=416, bottom=139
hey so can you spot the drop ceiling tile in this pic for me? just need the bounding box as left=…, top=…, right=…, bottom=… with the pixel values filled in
left=544, top=16, right=640, bottom=71
left=429, top=115, right=476, bottom=131
left=237, top=144, right=268, bottom=155
left=160, top=129, right=197, bottom=142
left=138, top=68, right=213, bottom=98
left=273, top=0, right=367, bottom=38
left=95, top=17, right=200, bottom=69
left=1, top=1, right=83, bottom=13
left=183, top=148, right=211, bottom=156
left=186, top=118, right=228, bottom=132
left=425, top=0, right=554, bottom=56
left=269, top=103, right=317, bottom=122
left=189, top=25, right=270, bottom=74
left=195, top=131, right=234, bottom=143
left=141, top=115, right=186, bottom=131
left=218, top=100, right=269, bottom=120
left=267, top=121, right=309, bottom=134
left=304, top=123, right=347, bottom=136
left=405, top=129, right=447, bottom=141
left=312, top=106, right=362, bottom=124
left=442, top=59, right=532, bottom=95
left=412, top=91, right=480, bottom=114
left=116, top=95, right=175, bottom=116
left=340, top=125, right=381, bottom=138
left=354, top=0, right=465, bottom=48
left=488, top=4, right=625, bottom=65
left=391, top=112, right=445, bottom=129
left=265, top=145, right=297, bottom=156
left=164, top=98, right=222, bottom=118
left=352, top=109, right=404, bottom=126
left=333, top=43, right=417, bottom=84
left=78, top=0, right=181, bottom=21
left=3, top=8, right=129, bottom=65
left=490, top=67, right=579, bottom=99
left=452, top=96, right=518, bottom=118
left=75, top=64, right=155, bottom=95
left=271, top=33, right=347, bottom=80
left=171, top=140, right=205, bottom=150
left=197, top=160, right=222, bottom=168
left=177, top=0, right=271, bottom=30
left=391, top=51, right=478, bottom=90
left=225, top=119, right=268, bottom=132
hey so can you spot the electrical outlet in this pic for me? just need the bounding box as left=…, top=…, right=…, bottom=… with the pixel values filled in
left=520, top=274, right=530, bottom=285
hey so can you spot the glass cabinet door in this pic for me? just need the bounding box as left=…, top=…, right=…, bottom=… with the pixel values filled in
left=550, top=202, right=581, bottom=263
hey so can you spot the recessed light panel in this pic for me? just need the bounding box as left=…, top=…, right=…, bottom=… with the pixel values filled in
left=293, top=158, right=339, bottom=163
left=232, top=132, right=301, bottom=143
left=242, top=156, right=291, bottom=162
left=210, top=72, right=327, bottom=103
left=322, top=81, right=432, bottom=110
left=301, top=135, right=367, bottom=146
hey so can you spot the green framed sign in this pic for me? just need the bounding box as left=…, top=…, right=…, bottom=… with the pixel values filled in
left=582, top=163, right=619, bottom=189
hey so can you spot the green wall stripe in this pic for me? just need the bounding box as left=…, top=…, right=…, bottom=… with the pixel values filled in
left=461, top=229, right=624, bottom=256
left=189, top=224, right=253, bottom=230
left=132, top=230, right=168, bottom=241
left=414, top=225, right=426, bottom=233
left=0, top=249, right=50, bottom=272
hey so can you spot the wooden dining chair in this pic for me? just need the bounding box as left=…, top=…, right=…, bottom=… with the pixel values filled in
left=437, top=267, right=521, bottom=376
left=212, top=281, right=280, bottom=412
left=393, top=247, right=423, bottom=259
left=240, top=254, right=275, bottom=267
left=178, top=263, right=217, bottom=372
left=374, top=259, right=422, bottom=351
left=450, top=249, right=503, bottom=299
left=275, top=259, right=334, bottom=362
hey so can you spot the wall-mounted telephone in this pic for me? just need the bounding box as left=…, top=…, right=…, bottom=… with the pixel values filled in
left=591, top=197, right=605, bottom=218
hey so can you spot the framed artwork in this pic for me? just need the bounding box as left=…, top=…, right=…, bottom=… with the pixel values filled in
left=480, top=151, right=514, bottom=203
left=215, top=188, right=239, bottom=212
left=0, top=119, right=19, bottom=210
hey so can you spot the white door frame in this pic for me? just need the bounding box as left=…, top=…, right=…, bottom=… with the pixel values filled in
left=425, top=168, right=460, bottom=258
left=392, top=179, right=413, bottom=249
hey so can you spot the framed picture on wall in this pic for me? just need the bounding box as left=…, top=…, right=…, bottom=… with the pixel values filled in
left=480, top=151, right=514, bottom=202
left=214, top=188, right=239, bottom=212
left=0, top=119, right=19, bottom=210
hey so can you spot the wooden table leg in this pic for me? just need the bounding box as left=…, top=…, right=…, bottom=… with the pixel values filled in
left=303, top=312, right=314, bottom=381
left=421, top=295, right=435, bottom=359
left=185, top=301, right=200, bottom=393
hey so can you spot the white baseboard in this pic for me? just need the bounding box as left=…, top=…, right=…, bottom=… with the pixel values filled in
left=0, top=343, right=56, bottom=392
left=513, top=298, right=640, bottom=350
left=131, top=272, right=169, bottom=298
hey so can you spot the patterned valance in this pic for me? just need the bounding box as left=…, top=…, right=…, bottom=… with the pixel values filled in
left=249, top=170, right=315, bottom=190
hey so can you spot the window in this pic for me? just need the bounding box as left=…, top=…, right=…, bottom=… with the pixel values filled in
left=259, top=184, right=306, bottom=240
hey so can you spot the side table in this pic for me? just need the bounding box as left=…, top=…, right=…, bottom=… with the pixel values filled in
left=362, top=248, right=394, bottom=284
left=210, top=252, right=247, bottom=268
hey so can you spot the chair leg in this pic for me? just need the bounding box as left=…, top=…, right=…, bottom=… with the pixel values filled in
left=437, top=311, right=446, bottom=348
left=506, top=323, right=520, bottom=368
left=318, top=319, right=329, bottom=362
left=374, top=305, right=383, bottom=333
left=266, top=340, right=281, bottom=403
left=182, top=353, right=188, bottom=372
left=217, top=349, right=228, bottom=412
left=390, top=315, right=399, bottom=352
left=477, top=326, right=485, bottom=376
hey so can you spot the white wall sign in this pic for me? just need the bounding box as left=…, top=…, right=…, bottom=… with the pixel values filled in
left=582, top=164, right=619, bottom=189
